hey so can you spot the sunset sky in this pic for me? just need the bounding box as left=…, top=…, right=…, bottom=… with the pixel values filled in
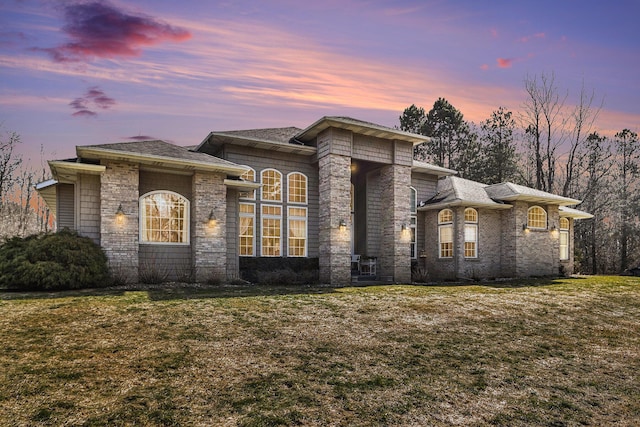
left=1, top=0, right=639, bottom=168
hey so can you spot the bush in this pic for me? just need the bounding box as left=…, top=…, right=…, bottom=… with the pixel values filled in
left=0, top=230, right=110, bottom=291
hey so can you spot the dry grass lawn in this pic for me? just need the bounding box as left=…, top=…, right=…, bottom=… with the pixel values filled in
left=1, top=276, right=639, bottom=426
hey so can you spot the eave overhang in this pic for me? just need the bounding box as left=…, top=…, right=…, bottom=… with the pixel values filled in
left=49, top=160, right=106, bottom=183
left=412, top=161, right=457, bottom=177
left=295, top=116, right=430, bottom=146
left=198, top=132, right=317, bottom=156
left=418, top=199, right=513, bottom=211
left=559, top=206, right=594, bottom=219
left=223, top=179, right=262, bottom=190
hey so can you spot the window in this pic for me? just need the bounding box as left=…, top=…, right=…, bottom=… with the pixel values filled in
left=410, top=187, right=417, bottom=259
left=288, top=207, right=307, bottom=257
left=464, top=208, right=478, bottom=258
left=239, top=203, right=255, bottom=256
left=287, top=172, right=307, bottom=204
left=140, top=191, right=189, bottom=244
left=261, top=169, right=282, bottom=202
left=239, top=167, right=256, bottom=199
left=559, top=217, right=570, bottom=260
left=261, top=205, right=282, bottom=256
left=527, top=206, right=547, bottom=229
left=438, top=209, right=453, bottom=258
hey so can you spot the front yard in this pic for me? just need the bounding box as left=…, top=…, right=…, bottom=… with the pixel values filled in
left=1, top=276, right=639, bottom=426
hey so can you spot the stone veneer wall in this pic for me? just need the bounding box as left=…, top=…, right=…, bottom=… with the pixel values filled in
left=191, top=171, right=227, bottom=282
left=456, top=207, right=502, bottom=280
left=100, top=161, right=139, bottom=283
left=378, top=164, right=411, bottom=283
left=514, top=202, right=560, bottom=277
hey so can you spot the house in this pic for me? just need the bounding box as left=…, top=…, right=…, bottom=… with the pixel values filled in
left=36, top=116, right=592, bottom=284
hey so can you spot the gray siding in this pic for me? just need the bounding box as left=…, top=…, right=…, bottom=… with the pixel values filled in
left=139, top=245, right=192, bottom=282
left=411, top=173, right=439, bottom=261
left=78, top=174, right=101, bottom=244
left=57, top=183, right=75, bottom=231
left=352, top=134, right=392, bottom=163
left=139, top=170, right=192, bottom=199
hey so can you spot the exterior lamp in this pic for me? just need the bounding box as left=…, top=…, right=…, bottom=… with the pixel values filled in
left=115, top=204, right=125, bottom=225
left=208, top=210, right=217, bottom=227
left=339, top=219, right=347, bottom=230
left=401, top=223, right=408, bottom=231
left=550, top=225, right=559, bottom=238
left=522, top=224, right=530, bottom=233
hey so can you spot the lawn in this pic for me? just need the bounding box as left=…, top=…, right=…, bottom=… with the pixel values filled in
left=1, top=276, right=639, bottom=426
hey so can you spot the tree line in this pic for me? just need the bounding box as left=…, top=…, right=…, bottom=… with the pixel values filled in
left=399, top=72, right=639, bottom=274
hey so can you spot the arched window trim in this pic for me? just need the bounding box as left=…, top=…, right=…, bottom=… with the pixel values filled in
left=139, top=190, right=190, bottom=245
left=464, top=208, right=478, bottom=258
left=559, top=217, right=570, bottom=261
left=527, top=206, right=547, bottom=229
left=438, top=209, right=453, bottom=224
left=260, top=168, right=282, bottom=202
left=239, top=166, right=256, bottom=200
left=559, top=217, right=570, bottom=230
left=287, top=171, right=308, bottom=205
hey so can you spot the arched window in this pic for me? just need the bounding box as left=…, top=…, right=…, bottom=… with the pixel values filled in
left=464, top=208, right=478, bottom=258
left=438, top=209, right=453, bottom=258
left=139, top=191, right=189, bottom=244
left=527, top=206, right=547, bottom=229
left=261, top=169, right=282, bottom=202
left=559, top=218, right=570, bottom=260
left=239, top=203, right=255, bottom=256
left=410, top=187, right=417, bottom=258
left=287, top=172, right=307, bottom=204
left=239, top=167, right=256, bottom=199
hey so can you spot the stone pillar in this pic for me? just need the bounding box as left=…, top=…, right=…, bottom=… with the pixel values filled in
left=379, top=164, right=412, bottom=283
left=318, top=153, right=352, bottom=285
left=100, top=161, right=139, bottom=283
left=192, top=171, right=227, bottom=283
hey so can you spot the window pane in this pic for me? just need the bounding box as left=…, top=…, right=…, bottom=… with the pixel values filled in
left=288, top=173, right=307, bottom=204
left=140, top=192, right=188, bottom=243
left=239, top=203, right=255, bottom=256
left=464, top=208, right=477, bottom=222
left=261, top=169, right=282, bottom=201
left=528, top=206, right=547, bottom=229
left=439, top=209, right=453, bottom=224
left=464, top=224, right=477, bottom=241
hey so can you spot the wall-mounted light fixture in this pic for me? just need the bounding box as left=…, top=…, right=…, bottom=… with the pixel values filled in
left=339, top=219, right=347, bottom=230
left=550, top=225, right=559, bottom=238
left=115, top=204, right=125, bottom=225
left=401, top=223, right=408, bottom=231
left=208, top=210, right=217, bottom=227
left=522, top=223, right=530, bottom=233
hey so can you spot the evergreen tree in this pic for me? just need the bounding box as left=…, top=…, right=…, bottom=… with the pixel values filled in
left=479, top=107, right=518, bottom=184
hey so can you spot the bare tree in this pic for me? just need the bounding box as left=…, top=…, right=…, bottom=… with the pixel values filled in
left=0, top=127, right=22, bottom=206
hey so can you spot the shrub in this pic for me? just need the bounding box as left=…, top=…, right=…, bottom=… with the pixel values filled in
left=0, top=230, right=110, bottom=291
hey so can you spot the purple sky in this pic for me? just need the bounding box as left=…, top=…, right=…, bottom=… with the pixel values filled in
left=1, top=0, right=639, bottom=169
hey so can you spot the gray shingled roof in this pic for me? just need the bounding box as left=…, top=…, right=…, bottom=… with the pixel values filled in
left=485, top=182, right=581, bottom=206
left=210, top=127, right=303, bottom=144
left=419, top=176, right=511, bottom=210
left=77, top=140, right=246, bottom=173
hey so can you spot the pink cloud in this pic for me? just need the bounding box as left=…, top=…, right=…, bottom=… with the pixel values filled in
left=38, top=2, right=191, bottom=62
left=70, top=86, right=115, bottom=117
left=497, top=58, right=515, bottom=68
left=480, top=64, right=490, bottom=70
left=518, top=32, right=545, bottom=43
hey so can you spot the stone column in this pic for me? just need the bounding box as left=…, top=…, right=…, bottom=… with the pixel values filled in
left=378, top=163, right=412, bottom=283
left=318, top=153, right=352, bottom=285
left=192, top=171, right=227, bottom=283
left=100, top=161, right=139, bottom=283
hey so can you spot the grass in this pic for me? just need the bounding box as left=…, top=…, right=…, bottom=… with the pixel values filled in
left=1, top=276, right=639, bottom=426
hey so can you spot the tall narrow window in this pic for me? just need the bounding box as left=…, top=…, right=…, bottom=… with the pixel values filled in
left=464, top=208, right=478, bottom=258
left=527, top=206, right=547, bottom=229
left=438, top=209, right=453, bottom=258
left=140, top=191, right=189, bottom=244
left=410, top=187, right=417, bottom=259
left=239, top=203, right=255, bottom=256
left=288, top=207, right=307, bottom=257
left=261, top=205, right=282, bottom=256
left=261, top=169, right=282, bottom=202
left=239, top=167, right=256, bottom=199
left=559, top=217, right=570, bottom=260
left=287, top=172, right=307, bottom=204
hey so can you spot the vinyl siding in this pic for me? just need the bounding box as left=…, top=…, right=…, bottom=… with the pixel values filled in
left=78, top=174, right=100, bottom=244
left=57, top=183, right=75, bottom=231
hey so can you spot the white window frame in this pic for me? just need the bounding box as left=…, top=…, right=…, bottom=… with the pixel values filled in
left=559, top=217, right=570, bottom=261
left=527, top=206, right=547, bottom=229
left=261, top=168, right=282, bottom=202
left=287, top=172, right=308, bottom=205
left=239, top=202, right=255, bottom=257
left=139, top=190, right=190, bottom=245
left=464, top=208, right=478, bottom=259
left=287, top=206, right=307, bottom=257
left=239, top=166, right=256, bottom=200
left=438, top=209, right=453, bottom=259
left=410, top=187, right=417, bottom=259
left=261, top=204, right=282, bottom=257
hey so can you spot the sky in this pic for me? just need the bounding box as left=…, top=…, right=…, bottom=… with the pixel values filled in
left=1, top=0, right=639, bottom=169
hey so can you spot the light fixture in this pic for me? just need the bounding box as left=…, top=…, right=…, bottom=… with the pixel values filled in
left=401, top=223, right=408, bottom=231
left=208, top=210, right=217, bottom=226
left=115, top=204, right=125, bottom=224
left=550, top=225, right=559, bottom=238
left=522, top=224, right=529, bottom=232
left=339, top=219, right=347, bottom=230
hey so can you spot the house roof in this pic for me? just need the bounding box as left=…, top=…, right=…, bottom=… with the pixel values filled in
left=197, top=127, right=316, bottom=156
left=485, top=182, right=582, bottom=206
left=77, top=140, right=248, bottom=176
left=411, top=160, right=457, bottom=177
left=418, top=176, right=512, bottom=210
left=295, top=116, right=430, bottom=145
left=559, top=206, right=594, bottom=219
